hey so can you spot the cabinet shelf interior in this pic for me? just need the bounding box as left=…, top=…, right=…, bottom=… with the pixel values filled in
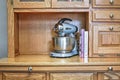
left=14, top=12, right=89, bottom=57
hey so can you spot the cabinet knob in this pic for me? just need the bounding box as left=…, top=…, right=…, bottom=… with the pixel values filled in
left=109, top=0, right=114, bottom=5
left=109, top=27, right=113, bottom=31
left=28, top=66, right=32, bottom=72
left=109, top=13, right=114, bottom=19
left=108, top=66, right=113, bottom=71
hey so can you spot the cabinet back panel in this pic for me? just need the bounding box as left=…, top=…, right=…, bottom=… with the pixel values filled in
left=17, top=13, right=86, bottom=55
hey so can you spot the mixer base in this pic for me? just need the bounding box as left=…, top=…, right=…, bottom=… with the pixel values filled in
left=50, top=51, right=78, bottom=58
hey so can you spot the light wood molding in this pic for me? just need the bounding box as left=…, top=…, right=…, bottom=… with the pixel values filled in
left=7, top=0, right=15, bottom=58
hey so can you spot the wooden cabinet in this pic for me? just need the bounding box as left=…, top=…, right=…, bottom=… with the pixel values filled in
left=13, top=0, right=51, bottom=8
left=2, top=1, right=120, bottom=80
left=13, top=0, right=89, bottom=8
left=91, top=0, right=120, bottom=57
left=0, top=55, right=119, bottom=80
left=93, top=24, right=120, bottom=57
left=93, top=0, right=120, bottom=8
left=50, top=73, right=95, bottom=80
left=2, top=71, right=120, bottom=80
left=8, top=0, right=120, bottom=58
left=3, top=73, right=46, bottom=80
left=8, top=0, right=89, bottom=57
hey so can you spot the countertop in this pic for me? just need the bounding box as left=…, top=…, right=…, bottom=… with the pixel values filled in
left=0, top=55, right=119, bottom=66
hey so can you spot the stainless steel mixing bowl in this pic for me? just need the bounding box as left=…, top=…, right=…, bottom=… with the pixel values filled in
left=53, top=37, right=75, bottom=53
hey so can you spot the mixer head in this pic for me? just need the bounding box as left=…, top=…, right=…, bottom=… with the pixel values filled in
left=53, top=18, right=78, bottom=37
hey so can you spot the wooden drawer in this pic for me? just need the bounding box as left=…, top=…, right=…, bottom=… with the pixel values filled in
left=13, top=0, right=51, bottom=8
left=50, top=73, right=95, bottom=80
left=93, top=24, right=120, bottom=57
left=93, top=0, right=120, bottom=8
left=3, top=73, right=46, bottom=80
left=52, top=0, right=89, bottom=8
left=93, top=10, right=120, bottom=22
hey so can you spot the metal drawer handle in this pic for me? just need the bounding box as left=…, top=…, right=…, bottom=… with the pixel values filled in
left=109, top=27, right=113, bottom=31
left=28, top=66, right=32, bottom=72
left=109, top=13, right=114, bottom=19
left=109, top=0, right=114, bottom=5
left=108, top=66, right=113, bottom=71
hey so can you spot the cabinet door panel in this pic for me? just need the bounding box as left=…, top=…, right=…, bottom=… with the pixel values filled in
left=0, top=72, right=2, bottom=80
left=104, top=72, right=120, bottom=80
left=50, top=73, right=94, bottom=80
left=3, top=73, right=46, bottom=80
left=13, top=0, right=51, bottom=8
left=93, top=24, right=120, bottom=57
left=52, top=0, right=89, bottom=8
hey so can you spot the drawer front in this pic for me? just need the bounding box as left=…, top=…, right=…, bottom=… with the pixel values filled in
left=52, top=0, right=89, bottom=8
left=13, top=0, right=51, bottom=8
left=3, top=73, right=46, bottom=80
left=93, top=24, right=120, bottom=57
left=93, top=0, right=120, bottom=8
left=50, top=73, right=94, bottom=80
left=93, top=10, right=120, bottom=22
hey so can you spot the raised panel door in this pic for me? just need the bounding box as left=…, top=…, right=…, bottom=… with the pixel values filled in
left=93, top=24, right=120, bottom=57
left=3, top=73, right=46, bottom=80
left=13, top=0, right=51, bottom=8
left=50, top=73, right=94, bottom=80
left=52, top=0, right=89, bottom=8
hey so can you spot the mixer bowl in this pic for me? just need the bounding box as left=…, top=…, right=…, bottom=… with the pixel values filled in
left=53, top=37, right=75, bottom=53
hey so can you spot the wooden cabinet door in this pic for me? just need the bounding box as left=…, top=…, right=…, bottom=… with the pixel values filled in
left=3, top=73, right=46, bottom=80
left=0, top=72, right=2, bottom=80
left=104, top=72, right=120, bottom=80
left=93, top=24, right=120, bottom=57
left=13, top=0, right=51, bottom=8
left=50, top=73, right=94, bottom=80
left=93, top=0, right=120, bottom=8
left=52, top=0, right=89, bottom=8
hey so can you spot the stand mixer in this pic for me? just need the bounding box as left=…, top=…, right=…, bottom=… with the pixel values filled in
left=50, top=18, right=78, bottom=57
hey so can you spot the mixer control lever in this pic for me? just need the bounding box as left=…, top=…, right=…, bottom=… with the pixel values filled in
left=58, top=18, right=72, bottom=24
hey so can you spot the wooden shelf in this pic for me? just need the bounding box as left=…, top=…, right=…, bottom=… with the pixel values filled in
left=0, top=54, right=120, bottom=66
